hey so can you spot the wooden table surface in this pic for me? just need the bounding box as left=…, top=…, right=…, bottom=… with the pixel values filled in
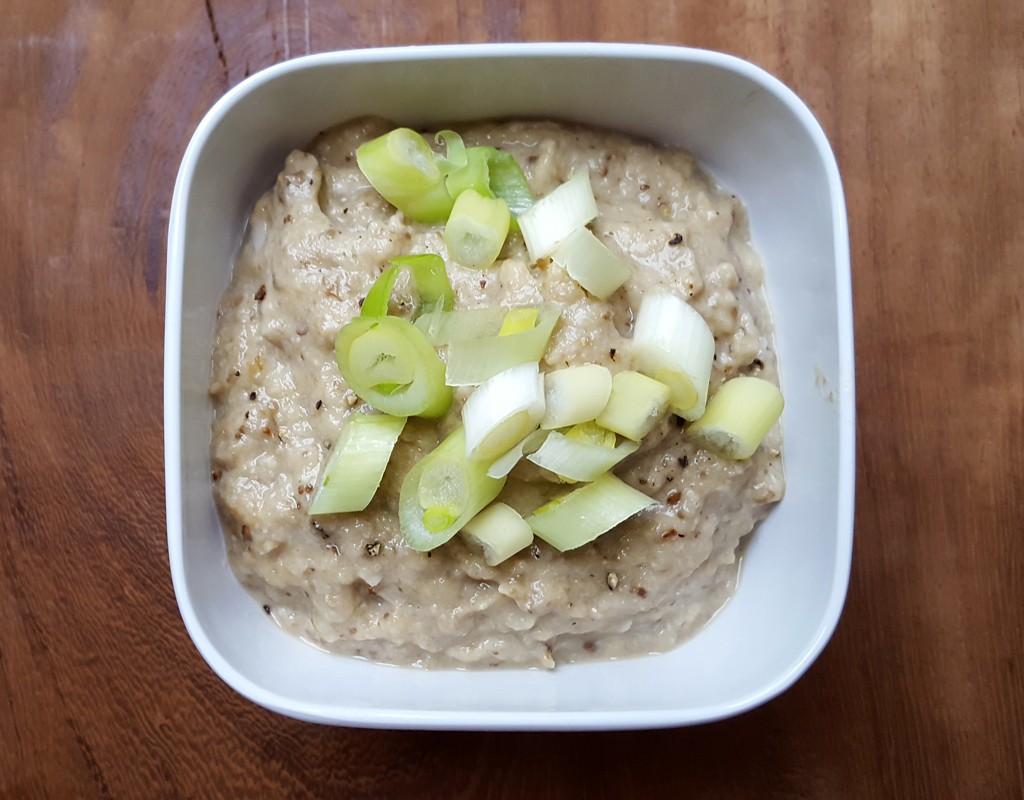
left=3, top=0, right=1022, bottom=797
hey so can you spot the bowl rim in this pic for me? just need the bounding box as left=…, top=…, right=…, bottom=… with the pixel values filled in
left=164, top=41, right=855, bottom=730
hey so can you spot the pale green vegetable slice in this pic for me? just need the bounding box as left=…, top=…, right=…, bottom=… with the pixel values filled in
left=399, top=427, right=506, bottom=551
left=355, top=128, right=453, bottom=223
left=517, top=170, right=598, bottom=262
left=687, top=376, right=784, bottom=460
left=630, top=293, right=715, bottom=420
left=444, top=189, right=510, bottom=269
left=525, top=474, right=655, bottom=552
left=414, top=306, right=508, bottom=345
left=539, top=364, right=613, bottom=430
left=445, top=305, right=560, bottom=386
left=549, top=227, right=631, bottom=299
left=360, top=253, right=454, bottom=319
left=485, top=429, right=548, bottom=478
left=462, top=362, right=545, bottom=462
left=309, top=414, right=407, bottom=515
left=460, top=502, right=534, bottom=565
left=526, top=430, right=639, bottom=483
left=499, top=307, right=539, bottom=336
left=596, top=370, right=671, bottom=440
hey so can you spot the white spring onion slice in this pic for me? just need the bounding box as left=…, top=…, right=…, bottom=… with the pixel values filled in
left=398, top=427, right=506, bottom=551
left=517, top=170, right=598, bottom=262
left=499, top=307, right=539, bottom=336
left=355, top=128, right=453, bottom=223
left=335, top=316, right=452, bottom=418
left=445, top=306, right=560, bottom=386
left=462, top=362, right=545, bottom=462
left=486, top=429, right=548, bottom=478
left=459, top=502, right=534, bottom=565
left=540, top=364, right=612, bottom=430
left=526, top=430, right=639, bottom=483
left=687, top=376, right=784, bottom=460
left=549, top=227, right=631, bottom=300
left=596, top=370, right=671, bottom=440
left=309, top=414, right=407, bottom=515
left=525, top=473, right=655, bottom=552
left=444, top=189, right=511, bottom=269
left=631, top=293, right=715, bottom=420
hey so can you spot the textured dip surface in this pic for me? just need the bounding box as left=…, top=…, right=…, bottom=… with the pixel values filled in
left=209, top=118, right=785, bottom=669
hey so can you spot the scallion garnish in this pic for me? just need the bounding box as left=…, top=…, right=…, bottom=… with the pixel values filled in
left=361, top=253, right=454, bottom=319
left=444, top=305, right=561, bottom=386
left=596, top=370, right=671, bottom=440
left=631, top=293, right=715, bottom=420
left=525, top=473, right=655, bottom=551
left=526, top=430, right=639, bottom=483
left=443, top=189, right=510, bottom=269
left=355, top=128, right=454, bottom=223
left=309, top=413, right=407, bottom=515
left=462, top=362, right=545, bottom=462
left=539, top=364, right=613, bottom=430
left=479, top=148, right=533, bottom=232
left=460, top=502, right=534, bottom=565
left=398, top=427, right=506, bottom=551
left=517, top=170, right=598, bottom=262
left=687, top=376, right=784, bottom=459
left=549, top=227, right=630, bottom=300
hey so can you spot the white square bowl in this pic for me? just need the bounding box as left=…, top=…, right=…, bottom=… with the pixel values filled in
left=165, top=43, right=854, bottom=730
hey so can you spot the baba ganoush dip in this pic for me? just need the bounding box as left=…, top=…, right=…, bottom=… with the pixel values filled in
left=209, top=118, right=784, bottom=669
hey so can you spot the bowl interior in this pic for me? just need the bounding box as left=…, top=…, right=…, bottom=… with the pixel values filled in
left=167, top=44, right=853, bottom=729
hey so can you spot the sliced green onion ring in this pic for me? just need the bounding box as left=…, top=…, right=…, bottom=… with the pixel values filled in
left=445, top=146, right=493, bottom=201
left=434, top=129, right=468, bottom=174
left=335, top=316, right=452, bottom=418
left=486, top=429, right=548, bottom=478
left=540, top=364, right=613, bottom=430
left=526, top=430, right=639, bottom=483
left=479, top=148, right=533, bottom=233
left=355, top=128, right=453, bottom=223
left=517, top=170, right=598, bottom=262
left=526, top=473, right=655, bottom=552
left=309, top=413, right=407, bottom=515
left=445, top=305, right=561, bottom=386
left=460, top=502, right=534, bottom=566
left=596, top=370, right=671, bottom=440
left=462, top=362, right=545, bottom=462
left=631, top=293, right=715, bottom=420
left=549, top=227, right=631, bottom=300
left=444, top=189, right=510, bottom=269
left=687, top=376, right=784, bottom=460
left=398, top=427, right=506, bottom=551
left=361, top=253, right=454, bottom=319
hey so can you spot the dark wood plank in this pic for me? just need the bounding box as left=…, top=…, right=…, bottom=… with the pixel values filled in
left=1, top=0, right=1021, bottom=796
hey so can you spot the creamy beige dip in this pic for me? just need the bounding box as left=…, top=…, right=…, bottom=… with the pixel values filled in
left=210, top=118, right=784, bottom=669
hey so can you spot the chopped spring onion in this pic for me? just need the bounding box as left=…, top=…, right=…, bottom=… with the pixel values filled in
left=335, top=316, right=452, bottom=418
left=596, top=370, right=671, bottom=440
left=564, top=420, right=616, bottom=448
left=398, top=427, right=506, bottom=551
left=434, top=129, right=468, bottom=174
left=499, top=307, right=539, bottom=336
left=445, top=146, right=492, bottom=200
left=355, top=128, right=453, bottom=223
left=549, top=227, right=631, bottom=300
left=462, top=362, right=545, bottom=462
left=525, top=473, right=655, bottom=552
left=687, top=376, right=784, bottom=460
left=414, top=305, right=508, bottom=344
left=631, top=293, right=715, bottom=420
left=517, top=170, right=598, bottom=262
left=480, top=148, right=533, bottom=232
left=460, top=502, right=534, bottom=565
left=309, top=413, right=407, bottom=515
left=361, top=254, right=454, bottom=319
left=445, top=305, right=561, bottom=386
left=539, top=364, right=613, bottom=430
left=444, top=189, right=510, bottom=269
left=526, top=430, right=639, bottom=483
left=486, top=429, right=548, bottom=478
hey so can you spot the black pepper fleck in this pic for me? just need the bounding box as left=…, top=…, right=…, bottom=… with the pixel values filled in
left=530, top=544, right=541, bottom=559
left=365, top=541, right=382, bottom=557
left=316, top=399, right=323, bottom=410
left=262, top=605, right=271, bottom=615
left=668, top=233, right=683, bottom=246
left=249, top=391, right=257, bottom=401
left=254, top=284, right=267, bottom=301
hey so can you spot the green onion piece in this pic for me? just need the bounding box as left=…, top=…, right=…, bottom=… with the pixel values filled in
left=486, top=429, right=548, bottom=478
left=462, top=362, right=545, bottom=462
left=309, top=413, right=407, bottom=515
left=444, top=189, right=510, bottom=269
left=526, top=430, right=639, bottom=483
left=526, top=473, right=655, bottom=552
left=460, top=502, right=534, bottom=566
left=540, top=364, right=613, bottom=430
left=398, top=427, right=506, bottom=551
left=434, top=129, right=468, bottom=174
left=479, top=148, right=533, bottom=233
left=549, top=227, right=631, bottom=300
left=687, top=376, right=784, bottom=459
left=445, top=305, right=561, bottom=386
left=499, top=307, right=539, bottom=336
left=335, top=316, right=452, bottom=418
left=563, top=421, right=616, bottom=448
left=517, top=170, right=598, bottom=262
left=445, top=146, right=493, bottom=201
left=355, top=128, right=453, bottom=223
left=596, top=370, right=671, bottom=440
left=630, top=293, right=715, bottom=420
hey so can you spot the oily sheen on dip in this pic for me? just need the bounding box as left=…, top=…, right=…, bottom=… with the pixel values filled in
left=209, top=118, right=785, bottom=669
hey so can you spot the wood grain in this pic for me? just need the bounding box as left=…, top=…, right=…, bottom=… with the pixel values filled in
left=2, top=0, right=1022, bottom=797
